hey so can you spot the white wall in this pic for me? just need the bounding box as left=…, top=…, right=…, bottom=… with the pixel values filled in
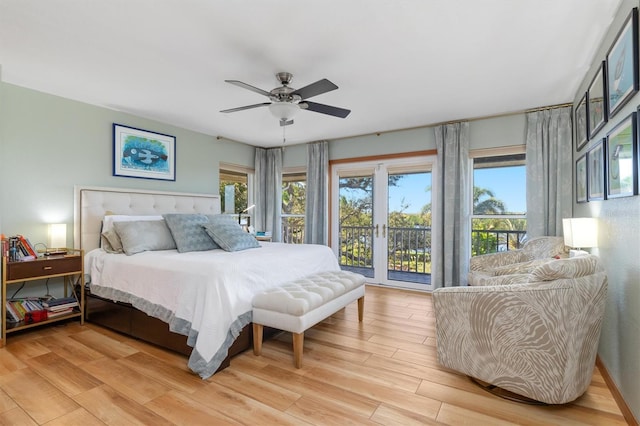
left=572, top=0, right=640, bottom=420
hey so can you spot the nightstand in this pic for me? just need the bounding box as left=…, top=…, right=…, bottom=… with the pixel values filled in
left=1, top=249, right=84, bottom=346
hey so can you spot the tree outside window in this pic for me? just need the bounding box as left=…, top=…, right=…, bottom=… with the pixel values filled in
left=472, top=154, right=527, bottom=255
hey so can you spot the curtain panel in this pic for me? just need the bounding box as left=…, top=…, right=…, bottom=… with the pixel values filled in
left=254, top=147, right=283, bottom=242
left=525, top=107, right=572, bottom=238
left=432, top=122, right=471, bottom=288
left=305, top=141, right=329, bottom=245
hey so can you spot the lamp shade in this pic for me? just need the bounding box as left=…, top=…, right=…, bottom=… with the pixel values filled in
left=562, top=218, right=598, bottom=249
left=268, top=102, right=300, bottom=121
left=48, top=223, right=67, bottom=249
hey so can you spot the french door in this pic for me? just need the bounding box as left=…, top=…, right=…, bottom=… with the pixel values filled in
left=331, top=156, right=436, bottom=291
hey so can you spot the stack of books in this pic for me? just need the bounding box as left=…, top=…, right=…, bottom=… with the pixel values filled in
left=42, top=297, right=79, bottom=318
left=2, top=235, right=39, bottom=262
left=5, top=298, right=46, bottom=323
left=256, top=231, right=272, bottom=238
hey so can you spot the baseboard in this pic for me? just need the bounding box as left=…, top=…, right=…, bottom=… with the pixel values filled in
left=596, top=355, right=638, bottom=426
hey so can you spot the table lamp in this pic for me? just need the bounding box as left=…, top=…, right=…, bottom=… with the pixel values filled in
left=48, top=223, right=67, bottom=250
left=562, top=218, right=598, bottom=257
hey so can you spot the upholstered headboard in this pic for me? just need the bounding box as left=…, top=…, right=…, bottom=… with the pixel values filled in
left=74, top=186, right=221, bottom=252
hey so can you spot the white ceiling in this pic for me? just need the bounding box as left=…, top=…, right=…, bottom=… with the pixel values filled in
left=0, top=0, right=622, bottom=147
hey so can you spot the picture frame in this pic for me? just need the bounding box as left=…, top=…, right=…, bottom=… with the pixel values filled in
left=606, top=8, right=639, bottom=119
left=587, top=139, right=605, bottom=201
left=113, top=123, right=176, bottom=181
left=605, top=112, right=638, bottom=198
left=575, top=93, right=588, bottom=151
left=588, top=61, right=607, bottom=138
left=576, top=154, right=588, bottom=203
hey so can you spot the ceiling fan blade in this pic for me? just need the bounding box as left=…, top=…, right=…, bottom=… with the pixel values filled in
left=220, top=103, right=270, bottom=113
left=290, top=78, right=338, bottom=100
left=300, top=101, right=351, bottom=118
left=225, top=80, right=271, bottom=97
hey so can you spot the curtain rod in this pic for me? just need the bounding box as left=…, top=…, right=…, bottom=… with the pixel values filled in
left=215, top=102, right=573, bottom=145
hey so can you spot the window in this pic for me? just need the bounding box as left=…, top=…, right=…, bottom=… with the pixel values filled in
left=471, top=151, right=526, bottom=255
left=282, top=170, right=306, bottom=243
left=219, top=164, right=253, bottom=226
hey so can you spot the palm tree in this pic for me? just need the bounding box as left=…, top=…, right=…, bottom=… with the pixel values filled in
left=473, top=187, right=506, bottom=214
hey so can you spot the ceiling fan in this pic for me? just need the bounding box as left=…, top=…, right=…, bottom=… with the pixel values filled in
left=220, top=72, right=351, bottom=126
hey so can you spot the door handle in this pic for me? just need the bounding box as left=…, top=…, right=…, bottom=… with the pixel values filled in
left=382, top=224, right=386, bottom=238
left=375, top=224, right=379, bottom=238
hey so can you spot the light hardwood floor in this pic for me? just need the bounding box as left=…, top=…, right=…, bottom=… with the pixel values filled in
left=0, top=285, right=628, bottom=425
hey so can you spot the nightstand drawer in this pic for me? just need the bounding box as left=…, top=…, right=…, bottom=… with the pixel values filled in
left=7, top=256, right=82, bottom=281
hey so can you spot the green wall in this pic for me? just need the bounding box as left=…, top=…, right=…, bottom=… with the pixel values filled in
left=572, top=0, right=639, bottom=420
left=0, top=82, right=254, bottom=247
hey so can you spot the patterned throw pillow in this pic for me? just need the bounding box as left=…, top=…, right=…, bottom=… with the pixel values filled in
left=529, top=255, right=599, bottom=281
left=162, top=214, right=219, bottom=253
left=202, top=216, right=260, bottom=252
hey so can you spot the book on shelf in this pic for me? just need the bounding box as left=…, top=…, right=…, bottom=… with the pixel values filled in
left=43, top=297, right=78, bottom=308
left=5, top=302, right=22, bottom=323
left=46, top=308, right=74, bottom=318
left=17, top=235, right=38, bottom=258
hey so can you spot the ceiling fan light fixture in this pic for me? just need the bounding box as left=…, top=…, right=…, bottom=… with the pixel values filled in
left=268, top=102, right=300, bottom=121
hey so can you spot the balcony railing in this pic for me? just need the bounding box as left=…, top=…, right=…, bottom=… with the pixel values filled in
left=282, top=220, right=526, bottom=281
left=471, top=229, right=526, bottom=256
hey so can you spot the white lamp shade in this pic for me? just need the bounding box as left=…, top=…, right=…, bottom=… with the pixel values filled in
left=562, top=218, right=598, bottom=249
left=48, top=223, right=67, bottom=249
left=268, top=102, right=300, bottom=120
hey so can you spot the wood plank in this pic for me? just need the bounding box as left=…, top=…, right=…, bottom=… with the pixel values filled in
left=144, top=390, right=242, bottom=425
left=73, top=384, right=173, bottom=425
left=187, top=381, right=312, bottom=425
left=69, top=329, right=139, bottom=359
left=209, top=367, right=301, bottom=411
left=22, top=352, right=103, bottom=396
left=117, top=351, right=207, bottom=394
left=0, top=369, right=79, bottom=424
left=371, top=403, right=442, bottom=426
left=0, top=406, right=38, bottom=425
left=44, top=407, right=106, bottom=426
left=79, top=357, right=171, bottom=405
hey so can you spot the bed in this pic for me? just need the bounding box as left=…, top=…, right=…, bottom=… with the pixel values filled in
left=74, top=186, right=340, bottom=378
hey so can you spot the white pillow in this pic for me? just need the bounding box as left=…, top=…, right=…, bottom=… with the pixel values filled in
left=102, top=215, right=163, bottom=233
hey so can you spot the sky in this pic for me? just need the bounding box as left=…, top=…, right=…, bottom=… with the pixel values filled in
left=388, top=166, right=526, bottom=214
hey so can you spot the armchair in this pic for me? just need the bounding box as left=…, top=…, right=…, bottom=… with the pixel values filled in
left=433, top=255, right=607, bottom=404
left=468, top=236, right=566, bottom=286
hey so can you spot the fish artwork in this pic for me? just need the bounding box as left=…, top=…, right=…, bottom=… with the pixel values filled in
left=122, top=147, right=168, bottom=165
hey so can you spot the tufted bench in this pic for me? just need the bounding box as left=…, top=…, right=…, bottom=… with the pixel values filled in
left=252, top=270, right=366, bottom=368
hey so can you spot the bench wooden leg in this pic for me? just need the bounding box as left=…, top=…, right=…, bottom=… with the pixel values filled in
left=357, top=296, right=364, bottom=322
left=292, top=332, right=304, bottom=368
left=253, top=323, right=263, bottom=356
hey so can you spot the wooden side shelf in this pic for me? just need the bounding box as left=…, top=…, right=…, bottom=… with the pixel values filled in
left=1, top=249, right=84, bottom=346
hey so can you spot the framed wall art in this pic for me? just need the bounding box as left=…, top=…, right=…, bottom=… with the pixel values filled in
left=113, top=123, right=176, bottom=181
left=576, top=154, right=588, bottom=203
left=588, top=61, right=607, bottom=138
left=605, top=112, right=638, bottom=198
left=575, top=93, right=588, bottom=151
left=606, top=8, right=639, bottom=119
left=587, top=139, right=605, bottom=201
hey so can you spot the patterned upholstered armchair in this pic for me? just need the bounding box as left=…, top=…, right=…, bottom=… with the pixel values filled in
left=468, top=236, right=566, bottom=286
left=433, top=255, right=607, bottom=404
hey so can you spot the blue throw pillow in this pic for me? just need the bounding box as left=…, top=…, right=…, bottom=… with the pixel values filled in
left=163, top=214, right=219, bottom=253
left=202, top=216, right=260, bottom=252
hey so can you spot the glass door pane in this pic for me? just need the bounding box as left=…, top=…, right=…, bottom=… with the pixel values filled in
left=386, top=171, right=432, bottom=287
left=338, top=174, right=375, bottom=278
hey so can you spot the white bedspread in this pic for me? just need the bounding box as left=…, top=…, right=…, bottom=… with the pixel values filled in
left=85, top=242, right=340, bottom=378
